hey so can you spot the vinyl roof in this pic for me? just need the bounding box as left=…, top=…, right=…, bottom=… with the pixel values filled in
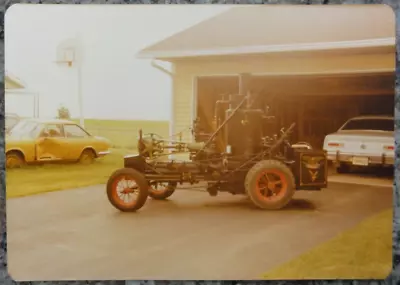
left=137, top=5, right=395, bottom=60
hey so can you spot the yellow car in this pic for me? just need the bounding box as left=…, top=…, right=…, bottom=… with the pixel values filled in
left=5, top=118, right=112, bottom=169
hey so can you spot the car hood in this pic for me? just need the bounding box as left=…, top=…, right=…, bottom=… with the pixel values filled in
left=93, top=136, right=111, bottom=145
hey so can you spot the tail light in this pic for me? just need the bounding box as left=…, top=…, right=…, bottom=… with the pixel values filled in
left=383, top=145, right=394, bottom=151
left=327, top=142, right=344, bottom=148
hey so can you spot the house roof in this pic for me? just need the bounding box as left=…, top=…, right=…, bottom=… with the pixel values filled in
left=5, top=72, right=26, bottom=90
left=137, top=5, right=395, bottom=60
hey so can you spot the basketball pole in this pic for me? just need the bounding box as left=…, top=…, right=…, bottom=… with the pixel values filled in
left=56, top=36, right=85, bottom=128
left=76, top=34, right=84, bottom=128
left=77, top=58, right=84, bottom=128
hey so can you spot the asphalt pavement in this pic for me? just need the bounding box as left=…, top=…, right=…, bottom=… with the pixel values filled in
left=7, top=175, right=393, bottom=281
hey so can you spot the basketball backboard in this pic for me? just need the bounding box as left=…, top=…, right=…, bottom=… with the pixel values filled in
left=55, top=38, right=81, bottom=67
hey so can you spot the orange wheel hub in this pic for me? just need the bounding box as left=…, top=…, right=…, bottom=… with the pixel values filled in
left=255, top=169, right=288, bottom=202
left=111, top=175, right=139, bottom=208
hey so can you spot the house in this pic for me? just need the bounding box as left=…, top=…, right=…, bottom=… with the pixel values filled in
left=5, top=72, right=39, bottom=118
left=5, top=72, right=26, bottom=90
left=137, top=5, right=396, bottom=149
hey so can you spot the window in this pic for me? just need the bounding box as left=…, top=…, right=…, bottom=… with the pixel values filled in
left=64, top=124, right=89, bottom=138
left=9, top=121, right=42, bottom=139
left=341, top=118, right=394, bottom=132
left=42, top=124, right=64, bottom=137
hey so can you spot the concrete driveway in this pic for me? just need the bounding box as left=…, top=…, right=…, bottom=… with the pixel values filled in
left=7, top=177, right=393, bottom=281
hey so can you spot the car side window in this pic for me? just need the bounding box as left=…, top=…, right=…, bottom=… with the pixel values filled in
left=42, top=124, right=64, bottom=137
left=64, top=124, right=89, bottom=138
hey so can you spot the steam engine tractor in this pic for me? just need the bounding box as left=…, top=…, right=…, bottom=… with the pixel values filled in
left=106, top=91, right=328, bottom=212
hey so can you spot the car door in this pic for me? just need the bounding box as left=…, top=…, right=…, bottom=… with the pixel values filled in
left=63, top=123, right=92, bottom=159
left=35, top=123, right=69, bottom=161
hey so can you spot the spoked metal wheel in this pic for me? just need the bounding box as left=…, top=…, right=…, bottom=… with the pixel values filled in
left=106, top=168, right=149, bottom=212
left=245, top=160, right=295, bottom=210
left=148, top=182, right=177, bottom=200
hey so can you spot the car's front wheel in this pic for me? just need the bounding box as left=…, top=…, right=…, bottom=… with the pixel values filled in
left=79, top=149, right=96, bottom=165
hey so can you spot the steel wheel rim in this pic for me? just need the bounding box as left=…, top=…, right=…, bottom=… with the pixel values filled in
left=255, top=169, right=288, bottom=202
left=111, top=175, right=140, bottom=207
left=150, top=182, right=169, bottom=193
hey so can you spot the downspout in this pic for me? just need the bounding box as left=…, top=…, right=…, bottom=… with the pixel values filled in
left=151, top=59, right=175, bottom=155
left=151, top=59, right=173, bottom=76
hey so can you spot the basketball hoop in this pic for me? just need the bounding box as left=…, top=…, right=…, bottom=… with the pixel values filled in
left=55, top=39, right=78, bottom=68
left=54, top=60, right=73, bottom=68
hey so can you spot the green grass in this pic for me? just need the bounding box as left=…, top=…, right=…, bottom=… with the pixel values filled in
left=77, top=119, right=169, bottom=149
left=261, top=208, right=393, bottom=280
left=6, top=119, right=169, bottom=198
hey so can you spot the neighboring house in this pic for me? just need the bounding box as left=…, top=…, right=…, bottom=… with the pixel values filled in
left=5, top=73, right=26, bottom=90
left=137, top=5, right=396, bottom=151
left=5, top=72, right=39, bottom=118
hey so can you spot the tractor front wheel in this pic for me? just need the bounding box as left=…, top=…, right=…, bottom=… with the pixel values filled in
left=106, top=168, right=149, bottom=212
left=148, top=182, right=177, bottom=200
left=245, top=160, right=295, bottom=210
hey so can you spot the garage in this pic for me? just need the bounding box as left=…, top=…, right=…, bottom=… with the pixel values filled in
left=137, top=5, right=395, bottom=151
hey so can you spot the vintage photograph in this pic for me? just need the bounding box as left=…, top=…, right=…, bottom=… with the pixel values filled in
left=5, top=4, right=395, bottom=281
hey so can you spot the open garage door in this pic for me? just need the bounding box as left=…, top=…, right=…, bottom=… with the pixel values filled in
left=194, top=75, right=239, bottom=137
left=194, top=71, right=394, bottom=148
left=250, top=71, right=394, bottom=147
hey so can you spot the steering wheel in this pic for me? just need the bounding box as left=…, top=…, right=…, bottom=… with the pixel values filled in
left=145, top=133, right=163, bottom=140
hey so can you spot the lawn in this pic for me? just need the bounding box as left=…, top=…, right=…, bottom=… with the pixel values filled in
left=261, top=208, right=393, bottom=280
left=77, top=119, right=169, bottom=149
left=6, top=119, right=169, bottom=198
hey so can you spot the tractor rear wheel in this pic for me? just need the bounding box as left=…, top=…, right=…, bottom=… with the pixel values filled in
left=106, top=168, right=149, bottom=212
left=148, top=182, right=177, bottom=200
left=245, top=160, right=295, bottom=210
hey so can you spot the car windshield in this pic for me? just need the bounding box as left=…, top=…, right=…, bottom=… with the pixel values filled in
left=341, top=118, right=394, bottom=132
left=8, top=121, right=43, bottom=138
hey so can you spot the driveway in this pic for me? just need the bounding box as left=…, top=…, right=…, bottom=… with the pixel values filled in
left=7, top=179, right=393, bottom=281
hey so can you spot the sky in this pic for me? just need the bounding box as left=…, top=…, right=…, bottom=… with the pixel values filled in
left=4, top=4, right=230, bottom=120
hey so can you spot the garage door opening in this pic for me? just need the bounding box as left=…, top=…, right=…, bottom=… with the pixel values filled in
left=194, top=75, right=239, bottom=141
left=194, top=72, right=394, bottom=148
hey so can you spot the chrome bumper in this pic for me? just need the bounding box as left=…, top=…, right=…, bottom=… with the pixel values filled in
left=327, top=150, right=394, bottom=166
left=98, top=150, right=111, bottom=157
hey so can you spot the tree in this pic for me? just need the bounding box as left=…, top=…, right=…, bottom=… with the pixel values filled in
left=57, top=105, right=71, bottom=120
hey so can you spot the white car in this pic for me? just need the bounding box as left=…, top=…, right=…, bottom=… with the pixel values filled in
left=323, top=115, right=394, bottom=173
